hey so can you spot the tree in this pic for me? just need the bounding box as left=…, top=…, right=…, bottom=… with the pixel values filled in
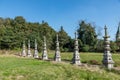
left=39, top=22, right=56, bottom=50
left=58, top=26, right=71, bottom=52
left=14, top=16, right=26, bottom=24
left=96, top=39, right=104, bottom=52
left=0, top=17, right=57, bottom=51
left=110, top=41, right=118, bottom=53
left=77, top=21, right=97, bottom=52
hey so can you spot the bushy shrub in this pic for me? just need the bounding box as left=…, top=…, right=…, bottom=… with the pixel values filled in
left=82, top=45, right=90, bottom=52
left=110, top=41, right=118, bottom=53
left=64, top=48, right=69, bottom=52
left=82, top=61, right=87, bottom=63
left=96, top=39, right=104, bottom=52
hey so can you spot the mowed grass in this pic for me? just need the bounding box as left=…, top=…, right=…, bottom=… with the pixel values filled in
left=0, top=50, right=120, bottom=80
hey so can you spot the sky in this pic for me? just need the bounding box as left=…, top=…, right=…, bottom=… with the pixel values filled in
left=0, top=0, right=120, bottom=40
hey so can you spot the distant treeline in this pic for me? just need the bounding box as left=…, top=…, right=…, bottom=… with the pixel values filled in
left=0, top=16, right=118, bottom=52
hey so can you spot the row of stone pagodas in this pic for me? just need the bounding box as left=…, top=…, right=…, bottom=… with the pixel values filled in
left=21, top=37, right=48, bottom=60
left=21, top=26, right=114, bottom=70
left=21, top=39, right=39, bottom=58
left=72, top=26, right=115, bottom=70
left=72, top=26, right=115, bottom=69
left=21, top=34, right=61, bottom=61
left=25, top=32, right=79, bottom=63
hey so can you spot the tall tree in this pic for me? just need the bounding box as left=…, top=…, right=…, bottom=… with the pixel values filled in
left=58, top=26, right=71, bottom=51
left=39, top=22, right=56, bottom=50
left=0, top=17, right=57, bottom=51
left=77, top=21, right=97, bottom=51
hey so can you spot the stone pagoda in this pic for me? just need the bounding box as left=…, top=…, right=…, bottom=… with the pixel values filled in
left=27, top=40, right=32, bottom=57
left=42, top=36, right=48, bottom=60
left=54, top=34, right=61, bottom=62
left=116, top=22, right=120, bottom=50
left=33, top=39, right=39, bottom=58
left=72, top=32, right=81, bottom=65
left=21, top=41, right=26, bottom=57
left=102, top=26, right=114, bottom=70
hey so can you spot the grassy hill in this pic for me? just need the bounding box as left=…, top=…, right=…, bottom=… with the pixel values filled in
left=0, top=50, right=120, bottom=80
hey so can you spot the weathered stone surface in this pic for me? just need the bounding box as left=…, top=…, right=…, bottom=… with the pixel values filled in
left=72, top=32, right=81, bottom=65
left=42, top=36, right=48, bottom=60
left=33, top=39, right=39, bottom=58
left=102, top=26, right=114, bottom=70
left=54, top=34, right=61, bottom=62
left=27, top=40, right=32, bottom=57
left=21, top=41, right=26, bottom=57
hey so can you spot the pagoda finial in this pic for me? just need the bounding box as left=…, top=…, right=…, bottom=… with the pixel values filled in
left=56, top=33, right=58, bottom=42
left=117, top=22, right=120, bottom=34
left=104, top=25, right=108, bottom=36
left=75, top=31, right=77, bottom=39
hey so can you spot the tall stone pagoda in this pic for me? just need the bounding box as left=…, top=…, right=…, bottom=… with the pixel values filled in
left=116, top=22, right=120, bottom=50
left=27, top=40, right=32, bottom=57
left=54, top=34, right=61, bottom=62
left=42, top=36, right=48, bottom=60
left=33, top=39, right=39, bottom=58
left=72, top=32, right=81, bottom=65
left=102, top=26, right=114, bottom=70
left=21, top=41, right=26, bottom=57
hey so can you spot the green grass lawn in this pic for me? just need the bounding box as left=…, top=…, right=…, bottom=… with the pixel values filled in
left=48, top=52, right=120, bottom=66
left=0, top=50, right=120, bottom=80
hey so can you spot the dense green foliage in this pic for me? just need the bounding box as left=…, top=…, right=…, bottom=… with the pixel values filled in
left=77, top=21, right=97, bottom=52
left=96, top=39, right=104, bottom=52
left=58, top=26, right=71, bottom=52
left=0, top=51, right=120, bottom=80
left=0, top=16, right=71, bottom=51
left=110, top=41, right=118, bottom=53
left=0, top=16, right=119, bottom=52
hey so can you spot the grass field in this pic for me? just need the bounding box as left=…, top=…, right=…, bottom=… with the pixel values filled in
left=0, top=50, right=120, bottom=80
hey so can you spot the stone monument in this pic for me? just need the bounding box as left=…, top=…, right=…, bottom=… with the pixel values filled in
left=33, top=39, right=39, bottom=58
left=72, top=32, right=81, bottom=65
left=27, top=40, right=32, bottom=57
left=21, top=41, right=26, bottom=57
left=54, top=34, right=61, bottom=62
left=102, top=26, right=114, bottom=70
left=42, top=36, right=48, bottom=60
